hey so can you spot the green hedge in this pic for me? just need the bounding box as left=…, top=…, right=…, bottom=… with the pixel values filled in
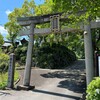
left=86, top=77, right=100, bottom=100
left=35, top=43, right=76, bottom=69
left=14, top=42, right=77, bottom=69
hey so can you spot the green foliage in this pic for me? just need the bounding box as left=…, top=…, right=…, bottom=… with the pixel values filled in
left=20, top=56, right=26, bottom=64
left=4, top=0, right=37, bottom=51
left=15, top=45, right=27, bottom=64
left=0, top=53, right=9, bottom=72
left=35, top=0, right=53, bottom=15
left=0, top=48, right=2, bottom=53
left=0, top=73, right=8, bottom=89
left=0, top=71, right=19, bottom=90
left=35, top=42, right=76, bottom=69
left=86, top=77, right=100, bottom=100
left=34, top=1, right=85, bottom=59
left=0, top=33, right=4, bottom=47
left=20, top=46, right=27, bottom=53
left=4, top=21, right=21, bottom=51
left=0, top=47, right=19, bottom=90
left=65, top=33, right=84, bottom=59
left=92, top=28, right=100, bottom=51
left=4, top=0, right=85, bottom=69
left=0, top=52, right=19, bottom=89
left=15, top=62, right=20, bottom=67
left=8, top=45, right=14, bottom=53
left=36, top=32, right=84, bottom=59
left=52, top=0, right=100, bottom=21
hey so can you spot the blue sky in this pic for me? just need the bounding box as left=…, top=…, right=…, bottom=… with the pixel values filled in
left=0, top=0, right=44, bottom=38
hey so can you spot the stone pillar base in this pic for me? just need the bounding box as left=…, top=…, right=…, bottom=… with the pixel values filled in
left=16, top=85, right=35, bottom=90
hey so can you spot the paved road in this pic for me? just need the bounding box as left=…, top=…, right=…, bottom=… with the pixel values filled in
left=0, top=60, right=86, bottom=100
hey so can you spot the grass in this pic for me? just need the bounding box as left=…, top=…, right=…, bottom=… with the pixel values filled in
left=0, top=71, right=19, bottom=89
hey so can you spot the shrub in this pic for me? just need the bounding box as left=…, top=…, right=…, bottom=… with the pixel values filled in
left=0, top=73, right=8, bottom=89
left=15, top=62, right=20, bottom=67
left=8, top=45, right=14, bottom=53
left=0, top=52, right=19, bottom=90
left=20, top=46, right=27, bottom=53
left=86, top=77, right=100, bottom=100
left=15, top=46, right=27, bottom=64
left=35, top=43, right=76, bottom=69
left=20, top=56, right=26, bottom=64
left=0, top=53, right=9, bottom=72
left=0, top=71, right=19, bottom=90
left=0, top=48, right=2, bottom=52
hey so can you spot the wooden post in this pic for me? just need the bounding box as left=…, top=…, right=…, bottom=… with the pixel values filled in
left=94, top=51, right=99, bottom=76
left=7, top=53, right=15, bottom=88
left=23, top=23, right=34, bottom=86
left=98, top=56, right=100, bottom=76
left=84, top=20, right=94, bottom=85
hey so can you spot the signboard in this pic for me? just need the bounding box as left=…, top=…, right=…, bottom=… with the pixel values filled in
left=50, top=15, right=60, bottom=32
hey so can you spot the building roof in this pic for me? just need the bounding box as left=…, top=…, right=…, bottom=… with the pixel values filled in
left=2, top=43, right=11, bottom=47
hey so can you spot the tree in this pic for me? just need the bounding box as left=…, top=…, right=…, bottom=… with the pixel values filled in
left=52, top=0, right=100, bottom=21
left=4, top=0, right=85, bottom=58
left=0, top=33, right=4, bottom=47
left=51, top=0, right=100, bottom=51
left=4, top=0, right=36, bottom=52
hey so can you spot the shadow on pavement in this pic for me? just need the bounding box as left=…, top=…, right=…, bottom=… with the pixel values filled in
left=41, top=71, right=86, bottom=93
left=32, top=89, right=81, bottom=100
left=0, top=91, right=11, bottom=96
left=58, top=79, right=86, bottom=93
left=41, top=71, right=70, bottom=79
left=40, top=60, right=86, bottom=93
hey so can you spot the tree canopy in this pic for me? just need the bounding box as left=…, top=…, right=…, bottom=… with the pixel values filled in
left=4, top=0, right=36, bottom=50
left=5, top=0, right=100, bottom=56
left=0, top=33, right=4, bottom=46
left=52, top=0, right=100, bottom=21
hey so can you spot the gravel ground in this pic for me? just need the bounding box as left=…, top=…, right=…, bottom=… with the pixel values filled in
left=0, top=59, right=86, bottom=100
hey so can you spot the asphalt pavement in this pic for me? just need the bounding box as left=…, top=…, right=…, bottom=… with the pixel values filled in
left=0, top=60, right=86, bottom=100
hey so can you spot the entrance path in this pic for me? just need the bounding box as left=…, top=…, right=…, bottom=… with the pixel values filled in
left=0, top=60, right=86, bottom=100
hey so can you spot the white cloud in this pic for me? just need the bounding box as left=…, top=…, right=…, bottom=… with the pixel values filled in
left=0, top=25, right=8, bottom=35
left=5, top=9, right=12, bottom=15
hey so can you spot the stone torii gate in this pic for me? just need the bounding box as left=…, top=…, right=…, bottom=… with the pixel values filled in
left=17, top=13, right=100, bottom=89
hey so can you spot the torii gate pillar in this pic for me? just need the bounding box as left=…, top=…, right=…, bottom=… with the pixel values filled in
left=23, top=22, right=34, bottom=86
left=84, top=21, right=94, bottom=85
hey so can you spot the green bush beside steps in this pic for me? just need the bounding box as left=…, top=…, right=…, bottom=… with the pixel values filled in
left=86, top=77, right=100, bottom=100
